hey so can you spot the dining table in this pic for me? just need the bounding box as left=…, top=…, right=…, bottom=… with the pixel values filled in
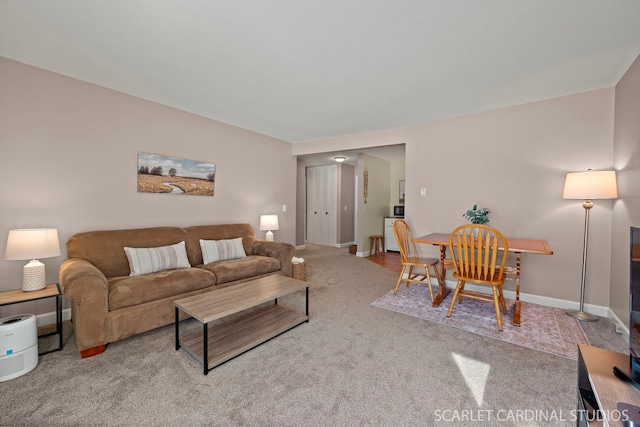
left=413, top=232, right=553, bottom=326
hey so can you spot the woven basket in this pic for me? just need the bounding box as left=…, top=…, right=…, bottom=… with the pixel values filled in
left=292, top=261, right=307, bottom=281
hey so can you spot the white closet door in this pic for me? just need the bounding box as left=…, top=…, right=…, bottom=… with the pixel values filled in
left=306, top=166, right=320, bottom=244
left=306, top=165, right=337, bottom=246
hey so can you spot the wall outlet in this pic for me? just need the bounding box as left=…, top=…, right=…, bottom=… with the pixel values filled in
left=420, top=188, right=427, bottom=196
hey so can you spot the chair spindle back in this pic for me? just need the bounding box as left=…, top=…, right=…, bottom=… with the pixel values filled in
left=449, top=225, right=508, bottom=283
left=393, top=219, right=417, bottom=262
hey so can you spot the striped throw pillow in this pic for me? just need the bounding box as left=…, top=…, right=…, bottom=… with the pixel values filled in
left=200, top=238, right=246, bottom=264
left=124, top=241, right=191, bottom=277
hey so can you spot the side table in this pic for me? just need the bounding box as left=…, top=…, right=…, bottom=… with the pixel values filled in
left=0, top=283, right=63, bottom=355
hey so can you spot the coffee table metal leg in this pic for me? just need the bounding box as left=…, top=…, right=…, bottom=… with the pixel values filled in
left=56, top=292, right=63, bottom=351
left=305, top=286, right=309, bottom=321
left=203, top=323, right=209, bottom=375
left=175, top=307, right=180, bottom=350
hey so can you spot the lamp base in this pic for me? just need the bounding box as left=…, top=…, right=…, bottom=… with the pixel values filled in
left=565, top=309, right=598, bottom=322
left=265, top=231, right=274, bottom=242
left=23, top=260, right=46, bottom=292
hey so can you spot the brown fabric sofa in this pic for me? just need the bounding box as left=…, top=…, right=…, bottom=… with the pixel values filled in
left=59, top=223, right=295, bottom=358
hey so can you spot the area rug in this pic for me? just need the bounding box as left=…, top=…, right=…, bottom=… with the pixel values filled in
left=371, top=284, right=589, bottom=360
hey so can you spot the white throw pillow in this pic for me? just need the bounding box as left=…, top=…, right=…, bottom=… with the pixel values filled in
left=124, top=241, right=191, bottom=277
left=200, top=238, right=247, bottom=264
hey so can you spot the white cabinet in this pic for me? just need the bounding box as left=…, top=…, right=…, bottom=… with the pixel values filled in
left=306, top=165, right=337, bottom=246
left=385, top=218, right=400, bottom=252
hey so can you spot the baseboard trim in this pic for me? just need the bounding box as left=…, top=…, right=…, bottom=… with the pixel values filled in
left=36, top=308, right=72, bottom=328
left=396, top=275, right=617, bottom=327
left=336, top=242, right=355, bottom=249
left=607, top=309, right=629, bottom=342
left=439, top=279, right=610, bottom=317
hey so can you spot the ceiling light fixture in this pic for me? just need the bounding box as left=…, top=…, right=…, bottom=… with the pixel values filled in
left=334, top=156, right=346, bottom=163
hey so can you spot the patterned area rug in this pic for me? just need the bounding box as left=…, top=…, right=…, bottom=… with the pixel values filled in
left=372, top=284, right=589, bottom=360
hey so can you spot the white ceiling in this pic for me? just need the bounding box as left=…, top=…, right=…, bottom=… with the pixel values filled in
left=1, top=1, right=639, bottom=148
left=301, top=144, right=406, bottom=167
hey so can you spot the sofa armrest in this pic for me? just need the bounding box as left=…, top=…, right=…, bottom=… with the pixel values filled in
left=252, top=240, right=295, bottom=277
left=59, top=258, right=110, bottom=351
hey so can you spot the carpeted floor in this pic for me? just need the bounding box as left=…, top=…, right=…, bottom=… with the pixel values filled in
left=0, top=244, right=630, bottom=426
left=372, top=284, right=589, bottom=360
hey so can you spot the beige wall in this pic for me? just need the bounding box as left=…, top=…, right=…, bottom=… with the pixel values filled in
left=355, top=153, right=391, bottom=252
left=295, top=159, right=307, bottom=247
left=389, top=159, right=406, bottom=215
left=0, top=57, right=297, bottom=314
left=296, top=88, right=617, bottom=308
left=338, top=163, right=355, bottom=245
left=4, top=53, right=636, bottom=319
left=611, top=55, right=640, bottom=326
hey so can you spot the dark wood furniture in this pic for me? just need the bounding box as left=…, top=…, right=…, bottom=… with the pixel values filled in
left=413, top=233, right=553, bottom=326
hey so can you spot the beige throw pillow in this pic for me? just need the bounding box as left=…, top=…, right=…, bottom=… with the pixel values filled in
left=200, top=238, right=247, bottom=264
left=124, top=241, right=191, bottom=277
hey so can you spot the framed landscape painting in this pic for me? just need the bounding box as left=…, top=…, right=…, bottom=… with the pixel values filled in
left=137, top=152, right=215, bottom=196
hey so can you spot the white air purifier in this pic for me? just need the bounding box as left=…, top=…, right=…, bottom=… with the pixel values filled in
left=0, top=314, right=38, bottom=382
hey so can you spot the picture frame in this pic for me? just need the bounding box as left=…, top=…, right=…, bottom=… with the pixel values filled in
left=137, top=152, right=215, bottom=196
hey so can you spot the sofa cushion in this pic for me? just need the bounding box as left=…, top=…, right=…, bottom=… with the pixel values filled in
left=124, top=241, right=191, bottom=277
left=200, top=255, right=280, bottom=284
left=67, top=227, right=188, bottom=278
left=108, top=268, right=216, bottom=311
left=200, top=238, right=246, bottom=264
left=184, top=224, right=256, bottom=266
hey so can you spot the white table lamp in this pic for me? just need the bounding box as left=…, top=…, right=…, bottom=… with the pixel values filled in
left=562, top=170, right=617, bottom=321
left=259, top=215, right=279, bottom=242
left=5, top=228, right=61, bottom=291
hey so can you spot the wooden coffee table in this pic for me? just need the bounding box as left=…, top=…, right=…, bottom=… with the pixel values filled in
left=174, top=274, right=309, bottom=375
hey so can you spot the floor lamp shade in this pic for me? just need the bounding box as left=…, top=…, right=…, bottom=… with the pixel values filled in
left=562, top=170, right=618, bottom=200
left=5, top=228, right=61, bottom=292
left=562, top=170, right=617, bottom=321
left=259, top=215, right=279, bottom=242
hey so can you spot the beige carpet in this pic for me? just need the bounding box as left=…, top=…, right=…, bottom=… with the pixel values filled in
left=0, top=244, right=628, bottom=426
left=372, top=284, right=590, bottom=360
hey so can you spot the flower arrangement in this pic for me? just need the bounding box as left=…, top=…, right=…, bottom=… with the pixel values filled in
left=463, top=204, right=490, bottom=224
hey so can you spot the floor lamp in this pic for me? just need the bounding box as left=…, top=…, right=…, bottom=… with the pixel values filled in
left=562, top=170, right=617, bottom=321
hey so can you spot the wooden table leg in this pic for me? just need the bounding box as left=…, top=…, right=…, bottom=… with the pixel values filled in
left=432, top=245, right=451, bottom=307
left=513, top=252, right=522, bottom=326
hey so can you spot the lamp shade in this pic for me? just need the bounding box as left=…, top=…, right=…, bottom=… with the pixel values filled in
left=5, top=228, right=61, bottom=260
left=562, top=170, right=618, bottom=200
left=259, top=215, right=279, bottom=231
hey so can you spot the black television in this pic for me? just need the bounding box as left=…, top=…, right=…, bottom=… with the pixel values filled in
left=612, top=227, right=640, bottom=388
left=630, top=226, right=640, bottom=380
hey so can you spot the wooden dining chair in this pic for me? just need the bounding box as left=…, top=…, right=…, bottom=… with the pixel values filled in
left=447, top=224, right=509, bottom=331
left=393, top=219, right=441, bottom=302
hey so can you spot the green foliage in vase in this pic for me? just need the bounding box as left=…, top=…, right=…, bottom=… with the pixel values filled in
left=463, top=204, right=490, bottom=224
